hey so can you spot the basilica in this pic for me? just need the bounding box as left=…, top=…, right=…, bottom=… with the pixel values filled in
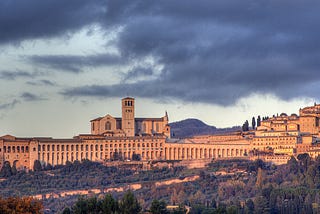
left=1, top=97, right=320, bottom=171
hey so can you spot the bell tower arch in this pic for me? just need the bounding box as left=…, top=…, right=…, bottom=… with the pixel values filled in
left=122, top=97, right=135, bottom=136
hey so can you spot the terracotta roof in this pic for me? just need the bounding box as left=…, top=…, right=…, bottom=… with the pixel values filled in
left=35, top=138, right=82, bottom=143
left=90, top=117, right=103, bottom=122
left=135, top=117, right=164, bottom=121
left=122, top=97, right=134, bottom=100
left=91, top=116, right=164, bottom=122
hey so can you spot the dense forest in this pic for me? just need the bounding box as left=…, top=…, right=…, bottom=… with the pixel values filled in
left=0, top=160, right=185, bottom=197
left=0, top=196, right=42, bottom=214
left=2, top=155, right=320, bottom=213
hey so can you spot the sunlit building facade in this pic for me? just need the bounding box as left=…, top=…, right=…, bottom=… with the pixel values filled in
left=2, top=99, right=320, bottom=170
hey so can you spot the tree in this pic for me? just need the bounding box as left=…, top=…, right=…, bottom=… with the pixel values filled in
left=87, top=197, right=99, bottom=214
left=72, top=196, right=88, bottom=214
left=113, top=151, right=120, bottom=161
left=245, top=199, right=254, bottom=214
left=44, top=163, right=53, bottom=170
left=252, top=117, right=256, bottom=130
left=288, top=156, right=298, bottom=173
left=11, top=164, right=17, bottom=175
left=0, top=196, right=43, bottom=214
left=256, top=168, right=265, bottom=189
left=254, top=196, right=269, bottom=214
left=257, top=116, right=261, bottom=127
left=62, top=207, right=71, bottom=214
left=150, top=199, right=168, bottom=214
left=33, top=160, right=42, bottom=172
left=119, top=191, right=141, bottom=214
left=227, top=205, right=238, bottom=214
left=242, top=120, right=249, bottom=132
left=297, top=153, right=311, bottom=172
left=101, top=194, right=118, bottom=214
left=0, top=161, right=12, bottom=177
left=132, top=153, right=141, bottom=161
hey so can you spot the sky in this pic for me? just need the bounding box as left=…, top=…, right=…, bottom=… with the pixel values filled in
left=0, top=0, right=319, bottom=137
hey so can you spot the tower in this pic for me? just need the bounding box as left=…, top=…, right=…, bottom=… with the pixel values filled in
left=122, top=97, right=135, bottom=137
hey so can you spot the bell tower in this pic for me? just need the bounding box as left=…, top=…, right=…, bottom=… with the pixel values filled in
left=122, top=97, right=135, bottom=137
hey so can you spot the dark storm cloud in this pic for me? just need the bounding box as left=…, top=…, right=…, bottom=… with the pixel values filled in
left=122, top=66, right=154, bottom=82
left=0, top=100, right=19, bottom=110
left=26, top=79, right=56, bottom=87
left=61, top=82, right=174, bottom=100
left=0, top=70, right=38, bottom=80
left=61, top=0, right=320, bottom=105
left=20, top=92, right=46, bottom=102
left=29, top=53, right=124, bottom=73
left=4, top=0, right=320, bottom=105
left=0, top=0, right=105, bottom=44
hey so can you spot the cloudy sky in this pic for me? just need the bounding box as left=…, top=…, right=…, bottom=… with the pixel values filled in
left=0, top=0, right=319, bottom=137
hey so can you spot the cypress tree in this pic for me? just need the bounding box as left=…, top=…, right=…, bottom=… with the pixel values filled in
left=252, top=117, right=256, bottom=130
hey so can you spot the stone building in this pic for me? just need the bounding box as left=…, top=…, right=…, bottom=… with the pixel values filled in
left=90, top=97, right=170, bottom=138
left=2, top=98, right=320, bottom=171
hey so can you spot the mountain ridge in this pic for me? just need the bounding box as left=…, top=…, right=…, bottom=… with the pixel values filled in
left=169, top=118, right=241, bottom=138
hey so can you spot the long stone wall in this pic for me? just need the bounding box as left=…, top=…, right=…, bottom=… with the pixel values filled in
left=164, top=141, right=250, bottom=160
left=0, top=134, right=252, bottom=170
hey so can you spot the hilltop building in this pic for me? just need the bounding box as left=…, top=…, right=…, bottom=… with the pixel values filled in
left=90, top=97, right=170, bottom=138
left=2, top=98, right=320, bottom=171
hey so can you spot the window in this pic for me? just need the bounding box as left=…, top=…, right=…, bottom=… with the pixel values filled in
left=105, top=121, right=111, bottom=130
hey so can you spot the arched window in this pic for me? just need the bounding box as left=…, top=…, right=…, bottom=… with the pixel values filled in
left=105, top=121, right=111, bottom=130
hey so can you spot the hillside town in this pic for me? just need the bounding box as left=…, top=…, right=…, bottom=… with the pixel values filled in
left=2, top=97, right=320, bottom=171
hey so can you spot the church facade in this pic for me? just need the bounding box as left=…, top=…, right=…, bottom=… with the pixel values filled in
left=90, top=97, right=171, bottom=138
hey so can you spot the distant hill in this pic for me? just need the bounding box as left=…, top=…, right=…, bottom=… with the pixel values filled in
left=169, top=118, right=241, bottom=138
